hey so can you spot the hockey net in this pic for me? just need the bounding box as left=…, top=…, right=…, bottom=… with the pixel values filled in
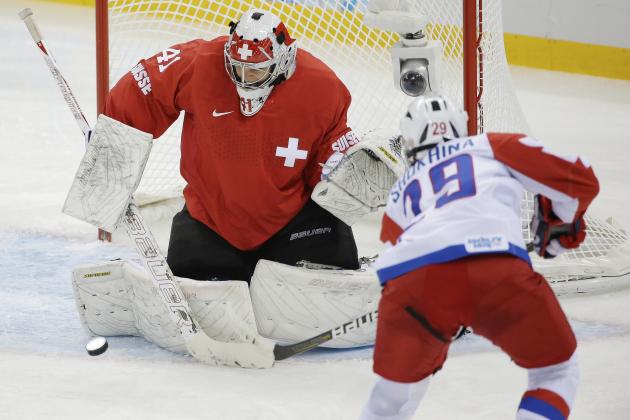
left=97, top=0, right=630, bottom=292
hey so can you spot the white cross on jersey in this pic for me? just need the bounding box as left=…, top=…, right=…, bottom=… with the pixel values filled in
left=237, top=43, right=253, bottom=61
left=276, top=137, right=308, bottom=167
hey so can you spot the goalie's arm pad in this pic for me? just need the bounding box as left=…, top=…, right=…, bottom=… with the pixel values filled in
left=312, top=130, right=406, bottom=225
left=62, top=115, right=153, bottom=231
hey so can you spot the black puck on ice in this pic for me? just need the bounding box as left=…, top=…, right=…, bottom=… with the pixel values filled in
left=86, top=336, right=108, bottom=356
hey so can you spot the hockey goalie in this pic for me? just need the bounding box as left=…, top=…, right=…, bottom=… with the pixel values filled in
left=69, top=8, right=405, bottom=360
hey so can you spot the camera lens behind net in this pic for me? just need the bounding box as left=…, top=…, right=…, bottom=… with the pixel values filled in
left=399, top=59, right=428, bottom=97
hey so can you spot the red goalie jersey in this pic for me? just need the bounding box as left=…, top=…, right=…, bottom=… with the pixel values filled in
left=105, top=37, right=358, bottom=250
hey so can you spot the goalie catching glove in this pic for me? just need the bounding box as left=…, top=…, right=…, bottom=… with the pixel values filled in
left=312, top=130, right=406, bottom=225
left=531, top=195, right=587, bottom=259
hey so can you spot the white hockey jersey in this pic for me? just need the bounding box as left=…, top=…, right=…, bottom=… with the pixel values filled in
left=374, top=133, right=599, bottom=285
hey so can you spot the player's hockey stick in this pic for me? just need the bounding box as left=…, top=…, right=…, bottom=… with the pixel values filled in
left=273, top=309, right=378, bottom=360
left=20, top=7, right=378, bottom=365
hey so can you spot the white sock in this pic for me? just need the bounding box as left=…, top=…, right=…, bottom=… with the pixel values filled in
left=516, top=351, right=580, bottom=420
left=358, top=375, right=430, bottom=420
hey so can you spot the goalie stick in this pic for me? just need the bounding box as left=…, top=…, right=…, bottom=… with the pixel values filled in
left=19, top=7, right=379, bottom=365
left=18, top=9, right=90, bottom=139
left=19, top=8, right=274, bottom=368
left=17, top=8, right=110, bottom=242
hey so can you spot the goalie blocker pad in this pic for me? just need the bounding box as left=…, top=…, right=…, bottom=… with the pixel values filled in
left=63, top=115, right=153, bottom=232
left=72, top=260, right=261, bottom=354
left=312, top=129, right=406, bottom=225
left=250, top=259, right=382, bottom=348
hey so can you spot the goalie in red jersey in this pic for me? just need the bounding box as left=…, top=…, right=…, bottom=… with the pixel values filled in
left=104, top=9, right=403, bottom=282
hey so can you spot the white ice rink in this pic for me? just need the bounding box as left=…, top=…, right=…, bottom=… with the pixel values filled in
left=2, top=1, right=630, bottom=419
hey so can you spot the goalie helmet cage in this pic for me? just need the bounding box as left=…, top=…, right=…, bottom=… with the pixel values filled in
left=95, top=0, right=630, bottom=292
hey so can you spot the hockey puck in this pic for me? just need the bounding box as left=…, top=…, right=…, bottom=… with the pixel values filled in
left=86, top=336, right=108, bottom=356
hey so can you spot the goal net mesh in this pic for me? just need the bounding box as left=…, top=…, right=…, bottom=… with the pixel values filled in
left=102, top=0, right=629, bottom=290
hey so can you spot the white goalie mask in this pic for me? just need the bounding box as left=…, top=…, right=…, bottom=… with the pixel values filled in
left=399, top=94, right=469, bottom=164
left=224, top=9, right=298, bottom=116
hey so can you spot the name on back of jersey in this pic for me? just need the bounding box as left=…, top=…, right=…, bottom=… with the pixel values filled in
left=390, top=137, right=477, bottom=203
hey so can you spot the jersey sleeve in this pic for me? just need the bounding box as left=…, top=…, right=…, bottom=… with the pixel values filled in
left=304, top=80, right=359, bottom=188
left=380, top=212, right=404, bottom=245
left=488, top=133, right=599, bottom=222
left=378, top=186, right=409, bottom=245
left=104, top=41, right=200, bottom=138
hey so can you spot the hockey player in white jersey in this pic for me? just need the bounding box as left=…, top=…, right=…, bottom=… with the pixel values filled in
left=359, top=94, right=599, bottom=420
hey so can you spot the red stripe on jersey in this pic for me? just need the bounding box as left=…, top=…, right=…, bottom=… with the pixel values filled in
left=487, top=133, right=599, bottom=217
left=380, top=213, right=403, bottom=245
left=523, top=389, right=570, bottom=418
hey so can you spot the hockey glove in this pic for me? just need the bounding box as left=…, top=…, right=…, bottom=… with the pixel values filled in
left=530, top=195, right=587, bottom=259
left=312, top=130, right=406, bottom=225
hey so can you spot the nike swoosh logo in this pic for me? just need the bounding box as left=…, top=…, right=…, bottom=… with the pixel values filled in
left=212, top=110, right=233, bottom=117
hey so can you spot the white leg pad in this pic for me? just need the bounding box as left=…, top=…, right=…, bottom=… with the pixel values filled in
left=72, top=260, right=137, bottom=336
left=250, top=259, right=381, bottom=348
left=73, top=260, right=259, bottom=353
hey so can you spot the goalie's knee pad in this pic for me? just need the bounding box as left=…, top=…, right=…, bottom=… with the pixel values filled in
left=517, top=351, right=580, bottom=420
left=72, top=260, right=259, bottom=353
left=250, top=259, right=381, bottom=347
left=359, top=376, right=430, bottom=420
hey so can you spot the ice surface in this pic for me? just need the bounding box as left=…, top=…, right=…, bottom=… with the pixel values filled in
left=1, top=1, right=630, bottom=419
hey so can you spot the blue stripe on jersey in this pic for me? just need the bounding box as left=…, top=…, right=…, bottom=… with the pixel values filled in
left=376, top=243, right=531, bottom=285
left=518, top=396, right=567, bottom=420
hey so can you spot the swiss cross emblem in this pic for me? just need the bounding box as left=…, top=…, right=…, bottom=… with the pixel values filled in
left=276, top=137, right=307, bottom=167
left=237, top=43, right=253, bottom=61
